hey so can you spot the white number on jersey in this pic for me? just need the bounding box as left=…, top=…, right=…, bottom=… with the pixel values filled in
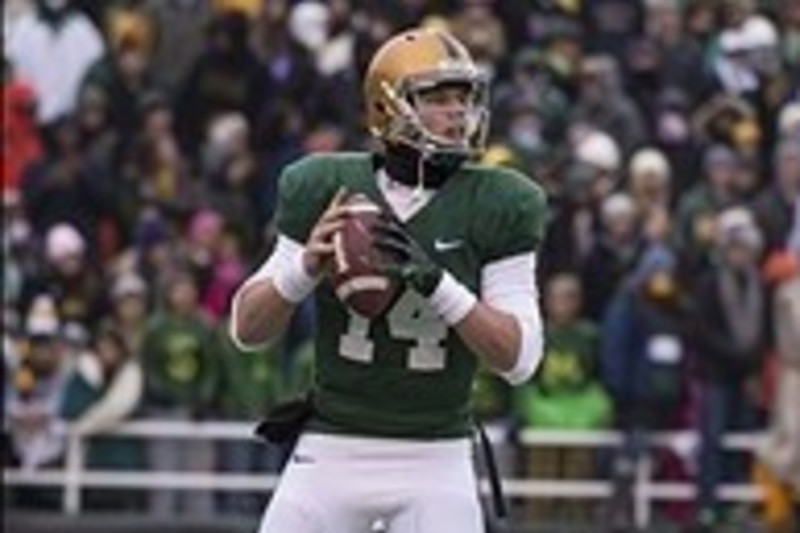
left=338, top=290, right=448, bottom=371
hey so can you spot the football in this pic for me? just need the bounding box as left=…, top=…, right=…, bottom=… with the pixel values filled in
left=331, top=194, right=399, bottom=319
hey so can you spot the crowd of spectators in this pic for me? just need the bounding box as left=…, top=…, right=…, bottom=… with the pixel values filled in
left=3, top=0, right=799, bottom=531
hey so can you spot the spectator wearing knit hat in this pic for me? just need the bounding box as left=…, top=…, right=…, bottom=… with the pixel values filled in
left=580, top=193, right=644, bottom=321
left=109, top=271, right=149, bottom=358
left=716, top=6, right=794, bottom=139
left=573, top=128, right=623, bottom=188
left=713, top=13, right=781, bottom=98
left=675, top=144, right=743, bottom=276
left=4, top=294, right=70, bottom=509
left=777, top=101, right=800, bottom=141
left=539, top=129, right=622, bottom=279
left=627, top=147, right=673, bottom=216
left=200, top=113, right=263, bottom=254
left=179, top=207, right=246, bottom=324
left=625, top=148, right=678, bottom=263
left=19, top=223, right=108, bottom=334
left=689, top=207, right=771, bottom=529
left=577, top=129, right=622, bottom=227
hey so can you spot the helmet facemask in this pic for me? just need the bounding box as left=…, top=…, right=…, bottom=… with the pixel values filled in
left=378, top=68, right=490, bottom=161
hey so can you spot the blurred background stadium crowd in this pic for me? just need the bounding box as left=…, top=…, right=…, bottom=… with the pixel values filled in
left=3, top=0, right=800, bottom=530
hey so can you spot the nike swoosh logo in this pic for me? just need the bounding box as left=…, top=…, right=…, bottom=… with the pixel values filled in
left=434, top=239, right=463, bottom=252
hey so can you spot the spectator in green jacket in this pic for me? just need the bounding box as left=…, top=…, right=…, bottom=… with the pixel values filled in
left=140, top=268, right=218, bottom=517
left=516, top=273, right=611, bottom=524
left=141, top=269, right=217, bottom=413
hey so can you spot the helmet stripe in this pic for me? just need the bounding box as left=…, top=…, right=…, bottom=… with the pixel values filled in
left=437, top=32, right=464, bottom=60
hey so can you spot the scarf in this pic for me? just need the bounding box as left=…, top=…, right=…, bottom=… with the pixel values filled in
left=378, top=143, right=465, bottom=190
left=718, top=265, right=763, bottom=352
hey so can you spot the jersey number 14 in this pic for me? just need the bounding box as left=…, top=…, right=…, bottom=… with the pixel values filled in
left=339, top=291, right=448, bottom=371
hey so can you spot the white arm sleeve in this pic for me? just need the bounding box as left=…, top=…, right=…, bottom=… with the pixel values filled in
left=72, top=362, right=143, bottom=435
left=228, top=235, right=308, bottom=352
left=481, top=252, right=544, bottom=385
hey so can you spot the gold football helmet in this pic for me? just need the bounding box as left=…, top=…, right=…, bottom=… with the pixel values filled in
left=364, top=28, right=490, bottom=157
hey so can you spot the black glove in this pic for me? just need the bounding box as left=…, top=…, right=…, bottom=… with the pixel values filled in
left=372, top=214, right=443, bottom=297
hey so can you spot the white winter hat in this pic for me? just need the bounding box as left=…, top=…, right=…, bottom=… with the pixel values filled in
left=601, top=193, right=637, bottom=222
left=111, top=272, right=147, bottom=299
left=719, top=15, right=778, bottom=53
left=45, top=223, right=86, bottom=262
left=740, top=16, right=779, bottom=49
left=288, top=1, right=330, bottom=52
left=777, top=102, right=800, bottom=137
left=26, top=294, right=60, bottom=338
left=575, top=130, right=621, bottom=172
left=629, top=148, right=671, bottom=181
left=715, top=207, right=762, bottom=250
left=207, top=112, right=248, bottom=149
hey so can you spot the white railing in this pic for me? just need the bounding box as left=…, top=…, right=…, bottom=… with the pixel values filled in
left=2, top=420, right=767, bottom=528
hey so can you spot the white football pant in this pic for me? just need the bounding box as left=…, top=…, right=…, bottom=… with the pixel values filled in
left=257, top=433, right=484, bottom=533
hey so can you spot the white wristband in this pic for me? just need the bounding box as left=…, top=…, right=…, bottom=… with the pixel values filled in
left=428, top=271, right=477, bottom=326
left=271, top=250, right=319, bottom=303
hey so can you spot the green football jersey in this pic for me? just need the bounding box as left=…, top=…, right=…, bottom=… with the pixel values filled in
left=275, top=152, right=547, bottom=438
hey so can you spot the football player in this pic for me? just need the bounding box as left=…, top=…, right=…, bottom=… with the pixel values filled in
left=230, top=27, right=548, bottom=533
